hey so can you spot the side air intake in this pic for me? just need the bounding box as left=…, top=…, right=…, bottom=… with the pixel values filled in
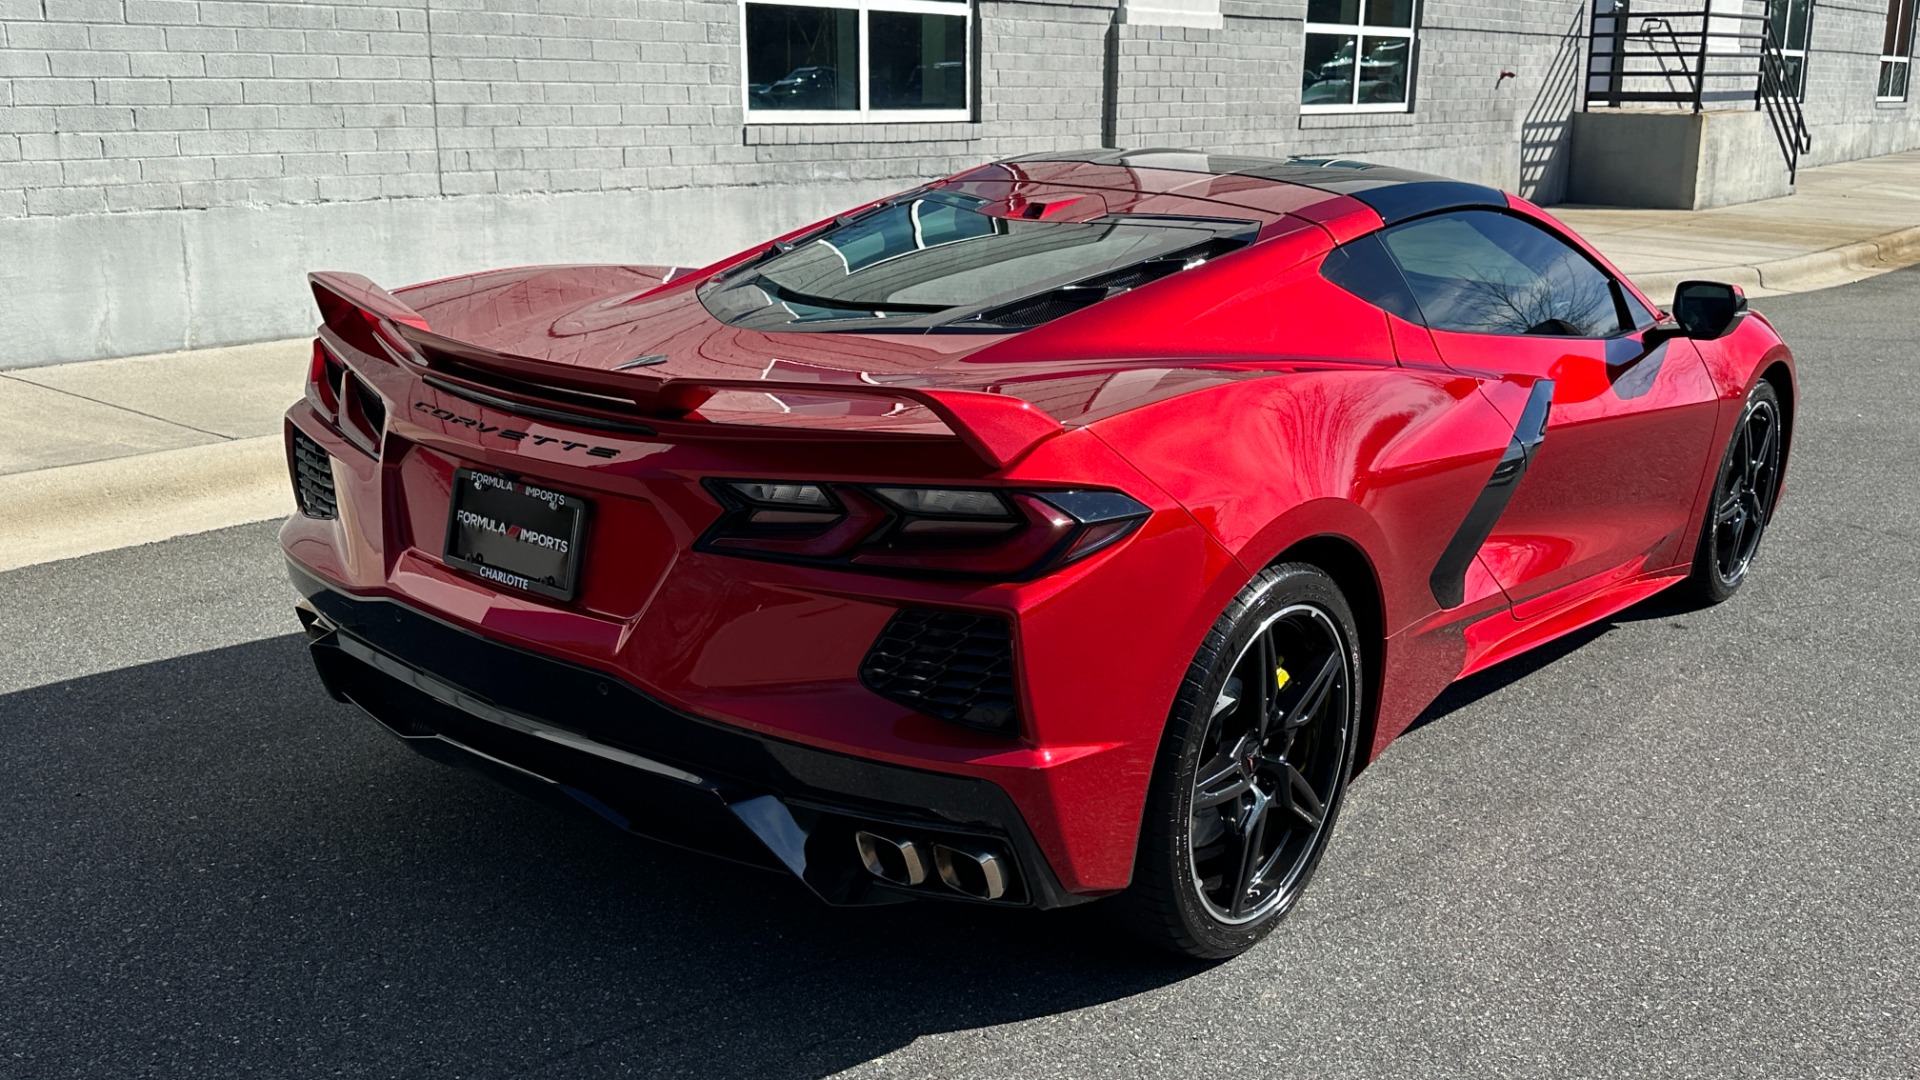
left=291, top=430, right=339, bottom=520
left=860, top=608, right=1019, bottom=734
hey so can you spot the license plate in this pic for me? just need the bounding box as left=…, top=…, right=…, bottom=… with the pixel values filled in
left=443, top=469, right=589, bottom=601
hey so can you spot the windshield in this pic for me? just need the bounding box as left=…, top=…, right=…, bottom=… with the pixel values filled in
left=701, top=190, right=1252, bottom=331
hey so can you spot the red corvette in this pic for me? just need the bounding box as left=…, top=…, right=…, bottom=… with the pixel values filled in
left=283, top=150, right=1793, bottom=958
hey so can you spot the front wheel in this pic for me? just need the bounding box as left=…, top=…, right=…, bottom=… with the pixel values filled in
left=1116, top=564, right=1362, bottom=959
left=1685, top=380, right=1784, bottom=606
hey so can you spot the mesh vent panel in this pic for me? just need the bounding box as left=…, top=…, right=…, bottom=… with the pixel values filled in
left=861, top=609, right=1019, bottom=734
left=292, top=430, right=338, bottom=520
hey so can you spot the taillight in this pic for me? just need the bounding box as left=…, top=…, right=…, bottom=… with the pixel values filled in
left=306, top=340, right=344, bottom=419
left=305, top=339, right=386, bottom=457
left=698, top=480, right=1149, bottom=579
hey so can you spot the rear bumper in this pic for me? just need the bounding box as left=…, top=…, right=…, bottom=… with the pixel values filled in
left=290, top=563, right=1085, bottom=909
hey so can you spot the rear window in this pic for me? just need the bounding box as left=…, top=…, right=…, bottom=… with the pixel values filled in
left=701, top=190, right=1255, bottom=331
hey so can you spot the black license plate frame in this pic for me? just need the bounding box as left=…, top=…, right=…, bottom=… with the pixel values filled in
left=443, top=469, right=590, bottom=602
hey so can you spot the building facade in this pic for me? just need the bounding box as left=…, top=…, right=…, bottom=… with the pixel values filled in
left=2, top=0, right=1917, bottom=364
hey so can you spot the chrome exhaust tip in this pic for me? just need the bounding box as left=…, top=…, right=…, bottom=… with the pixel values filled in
left=933, top=843, right=1010, bottom=901
left=854, top=830, right=928, bottom=887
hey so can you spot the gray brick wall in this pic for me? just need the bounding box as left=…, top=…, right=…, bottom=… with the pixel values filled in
left=2, top=0, right=443, bottom=215
left=2, top=0, right=1917, bottom=363
left=4, top=0, right=1916, bottom=218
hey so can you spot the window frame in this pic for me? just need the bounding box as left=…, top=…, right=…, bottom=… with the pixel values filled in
left=1878, top=0, right=1917, bottom=102
left=1372, top=209, right=1653, bottom=341
left=740, top=0, right=973, bottom=125
left=1300, top=1, right=1423, bottom=116
left=1764, top=0, right=1815, bottom=103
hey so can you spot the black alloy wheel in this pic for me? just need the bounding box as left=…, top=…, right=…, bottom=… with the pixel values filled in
left=1688, top=380, right=1785, bottom=604
left=1188, top=604, right=1349, bottom=924
left=1118, top=563, right=1362, bottom=959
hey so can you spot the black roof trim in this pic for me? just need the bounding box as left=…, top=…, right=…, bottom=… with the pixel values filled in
left=1001, top=148, right=1508, bottom=225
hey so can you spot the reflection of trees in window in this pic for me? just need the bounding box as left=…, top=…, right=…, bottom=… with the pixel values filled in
left=1430, top=273, right=1619, bottom=337
left=1381, top=211, right=1624, bottom=338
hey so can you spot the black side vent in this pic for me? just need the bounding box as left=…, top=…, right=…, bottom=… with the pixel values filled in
left=291, top=430, right=339, bottom=520
left=354, top=374, right=387, bottom=436
left=861, top=609, right=1019, bottom=734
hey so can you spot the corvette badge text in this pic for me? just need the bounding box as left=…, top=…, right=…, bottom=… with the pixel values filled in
left=413, top=402, right=622, bottom=458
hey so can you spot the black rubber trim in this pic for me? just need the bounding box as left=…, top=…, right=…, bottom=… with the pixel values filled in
left=286, top=561, right=1084, bottom=909
left=1429, top=379, right=1554, bottom=609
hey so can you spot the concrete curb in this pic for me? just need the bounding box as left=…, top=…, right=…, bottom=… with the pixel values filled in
left=1634, top=224, right=1920, bottom=298
left=0, top=436, right=291, bottom=573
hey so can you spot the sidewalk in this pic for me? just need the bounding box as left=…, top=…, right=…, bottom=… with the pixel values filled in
left=4, top=148, right=1920, bottom=572
left=1555, top=149, right=1920, bottom=299
left=0, top=341, right=304, bottom=571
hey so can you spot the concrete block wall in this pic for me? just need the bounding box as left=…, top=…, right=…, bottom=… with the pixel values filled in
left=1110, top=0, right=1590, bottom=199
left=3, top=0, right=1918, bottom=366
left=1793, top=0, right=1920, bottom=165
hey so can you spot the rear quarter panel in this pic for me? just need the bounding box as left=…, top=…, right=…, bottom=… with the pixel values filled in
left=1085, top=363, right=1533, bottom=760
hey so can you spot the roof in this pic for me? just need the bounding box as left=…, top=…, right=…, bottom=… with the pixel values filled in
left=999, top=148, right=1508, bottom=225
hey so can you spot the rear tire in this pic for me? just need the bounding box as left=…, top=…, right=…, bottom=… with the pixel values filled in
left=1115, top=564, right=1362, bottom=960
left=1684, top=380, right=1784, bottom=606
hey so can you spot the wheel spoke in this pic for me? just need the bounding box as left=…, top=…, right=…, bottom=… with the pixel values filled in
left=1738, top=418, right=1757, bottom=487
left=1281, top=763, right=1326, bottom=828
left=1750, top=415, right=1777, bottom=479
left=1227, top=787, right=1273, bottom=918
left=1193, top=751, right=1254, bottom=810
left=1249, top=630, right=1277, bottom=740
left=1279, top=650, right=1343, bottom=738
left=1715, top=491, right=1744, bottom=526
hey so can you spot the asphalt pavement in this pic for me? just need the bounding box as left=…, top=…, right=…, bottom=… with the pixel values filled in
left=3, top=270, right=1918, bottom=1080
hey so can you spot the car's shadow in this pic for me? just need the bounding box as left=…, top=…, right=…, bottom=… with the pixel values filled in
left=3, top=584, right=1706, bottom=1077
left=0, top=635, right=1196, bottom=1079
left=1404, top=587, right=1702, bottom=734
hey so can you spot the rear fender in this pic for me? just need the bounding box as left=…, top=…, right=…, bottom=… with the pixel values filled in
left=1088, top=368, right=1521, bottom=636
left=1088, top=368, right=1534, bottom=763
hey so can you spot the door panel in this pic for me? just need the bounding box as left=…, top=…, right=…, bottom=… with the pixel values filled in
left=1373, top=207, right=1720, bottom=617
left=1432, top=329, right=1719, bottom=613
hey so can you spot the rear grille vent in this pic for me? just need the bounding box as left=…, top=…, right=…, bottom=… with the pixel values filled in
left=861, top=609, right=1019, bottom=734
left=291, top=430, right=339, bottom=520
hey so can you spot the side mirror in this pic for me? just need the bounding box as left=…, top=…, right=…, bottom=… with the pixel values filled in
left=1669, top=280, right=1748, bottom=340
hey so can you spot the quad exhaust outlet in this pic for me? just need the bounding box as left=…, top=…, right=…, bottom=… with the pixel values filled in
left=933, top=843, right=1010, bottom=901
left=854, top=830, right=929, bottom=887
left=853, top=831, right=1012, bottom=901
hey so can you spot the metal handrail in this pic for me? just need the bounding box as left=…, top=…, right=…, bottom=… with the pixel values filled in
left=1588, top=4, right=1772, bottom=111
left=1585, top=2, right=1813, bottom=181
left=1638, top=18, right=1691, bottom=101
left=1755, top=13, right=1814, bottom=181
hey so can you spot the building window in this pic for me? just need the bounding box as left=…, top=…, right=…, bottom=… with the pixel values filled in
left=1301, top=0, right=1419, bottom=113
left=1765, top=0, right=1814, bottom=101
left=743, top=0, right=970, bottom=123
left=1880, top=0, right=1917, bottom=100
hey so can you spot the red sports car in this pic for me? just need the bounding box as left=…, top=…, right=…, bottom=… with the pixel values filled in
left=283, top=150, right=1793, bottom=958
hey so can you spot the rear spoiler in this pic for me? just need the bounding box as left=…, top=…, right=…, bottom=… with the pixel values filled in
left=311, top=271, right=1065, bottom=469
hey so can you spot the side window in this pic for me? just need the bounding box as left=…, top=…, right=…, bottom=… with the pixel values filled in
left=1379, top=211, right=1627, bottom=338
left=1320, top=233, right=1426, bottom=325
